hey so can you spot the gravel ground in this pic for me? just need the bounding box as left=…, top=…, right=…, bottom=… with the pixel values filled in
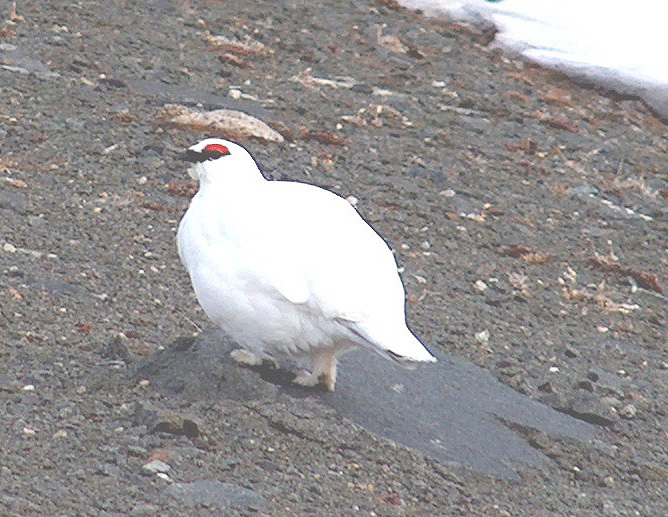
left=1, top=0, right=667, bottom=515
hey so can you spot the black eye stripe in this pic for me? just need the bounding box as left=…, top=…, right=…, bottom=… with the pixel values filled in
left=185, top=149, right=230, bottom=163
left=185, top=149, right=202, bottom=163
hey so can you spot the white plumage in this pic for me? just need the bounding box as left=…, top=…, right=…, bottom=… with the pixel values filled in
left=177, top=138, right=436, bottom=391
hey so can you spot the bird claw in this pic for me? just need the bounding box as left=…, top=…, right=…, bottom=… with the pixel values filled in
left=230, top=349, right=263, bottom=366
left=292, top=369, right=335, bottom=392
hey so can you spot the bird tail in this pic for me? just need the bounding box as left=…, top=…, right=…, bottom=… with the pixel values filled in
left=342, top=320, right=437, bottom=363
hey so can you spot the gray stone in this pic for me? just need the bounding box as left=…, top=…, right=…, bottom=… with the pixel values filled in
left=97, top=463, right=120, bottom=477
left=568, top=184, right=599, bottom=199
left=620, top=404, right=637, bottom=419
left=130, top=504, right=160, bottom=516
left=141, top=460, right=170, bottom=475
left=166, top=480, right=265, bottom=510
left=560, top=392, right=619, bottom=426
left=587, top=367, right=626, bottom=398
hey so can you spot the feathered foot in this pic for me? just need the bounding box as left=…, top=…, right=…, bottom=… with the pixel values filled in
left=292, top=349, right=338, bottom=392
left=230, top=348, right=263, bottom=366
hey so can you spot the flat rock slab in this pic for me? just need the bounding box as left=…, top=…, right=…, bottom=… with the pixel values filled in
left=135, top=332, right=596, bottom=479
left=166, top=480, right=265, bottom=511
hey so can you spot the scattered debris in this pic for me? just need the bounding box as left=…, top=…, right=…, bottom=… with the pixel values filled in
left=542, top=88, right=573, bottom=106
left=141, top=201, right=180, bottom=214
left=300, top=128, right=345, bottom=146
left=2, top=241, right=57, bottom=259
left=530, top=111, right=579, bottom=133
left=9, top=1, right=24, bottom=24
left=560, top=267, right=642, bottom=313
left=1, top=176, right=26, bottom=188
left=501, top=245, right=552, bottom=264
left=205, top=33, right=266, bottom=55
left=151, top=416, right=201, bottom=438
left=342, top=104, right=413, bottom=128
left=99, top=77, right=126, bottom=88
left=375, top=0, right=404, bottom=10
left=587, top=254, right=663, bottom=294
left=290, top=68, right=357, bottom=90
left=267, top=120, right=294, bottom=141
left=507, top=271, right=529, bottom=294
left=166, top=181, right=197, bottom=198
left=218, top=52, right=253, bottom=69
left=504, top=137, right=536, bottom=154
left=376, top=24, right=409, bottom=54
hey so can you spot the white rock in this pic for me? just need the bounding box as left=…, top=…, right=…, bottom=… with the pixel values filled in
left=620, top=404, right=637, bottom=419
left=475, top=329, right=490, bottom=344
left=142, top=460, right=170, bottom=475
left=474, top=280, right=488, bottom=292
left=159, top=104, right=284, bottom=143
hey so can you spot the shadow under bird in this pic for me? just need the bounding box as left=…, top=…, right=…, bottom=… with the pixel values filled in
left=177, top=138, right=436, bottom=391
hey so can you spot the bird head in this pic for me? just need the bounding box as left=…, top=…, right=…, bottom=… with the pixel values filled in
left=183, top=138, right=264, bottom=186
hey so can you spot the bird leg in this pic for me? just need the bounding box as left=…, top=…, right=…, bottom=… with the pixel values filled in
left=293, top=349, right=338, bottom=392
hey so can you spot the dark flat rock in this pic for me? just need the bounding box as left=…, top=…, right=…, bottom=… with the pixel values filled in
left=136, top=331, right=596, bottom=479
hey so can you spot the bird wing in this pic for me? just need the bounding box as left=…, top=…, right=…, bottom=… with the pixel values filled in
left=261, top=181, right=407, bottom=323
left=178, top=189, right=311, bottom=306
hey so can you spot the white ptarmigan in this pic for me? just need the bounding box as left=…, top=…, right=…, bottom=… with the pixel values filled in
left=177, top=138, right=436, bottom=391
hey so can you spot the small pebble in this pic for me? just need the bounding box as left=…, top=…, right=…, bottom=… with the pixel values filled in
left=474, top=280, right=488, bottom=292
left=564, top=346, right=579, bottom=358
left=141, top=460, right=170, bottom=475
left=7, top=265, right=22, bottom=276
left=619, top=404, right=636, bottom=419
left=475, top=329, right=490, bottom=344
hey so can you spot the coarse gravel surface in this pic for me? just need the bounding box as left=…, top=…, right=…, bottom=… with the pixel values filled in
left=1, top=1, right=667, bottom=516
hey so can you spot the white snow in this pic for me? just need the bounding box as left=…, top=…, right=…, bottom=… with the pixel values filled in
left=400, top=0, right=668, bottom=119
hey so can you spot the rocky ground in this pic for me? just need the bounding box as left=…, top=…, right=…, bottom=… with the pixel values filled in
left=1, top=0, right=667, bottom=515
